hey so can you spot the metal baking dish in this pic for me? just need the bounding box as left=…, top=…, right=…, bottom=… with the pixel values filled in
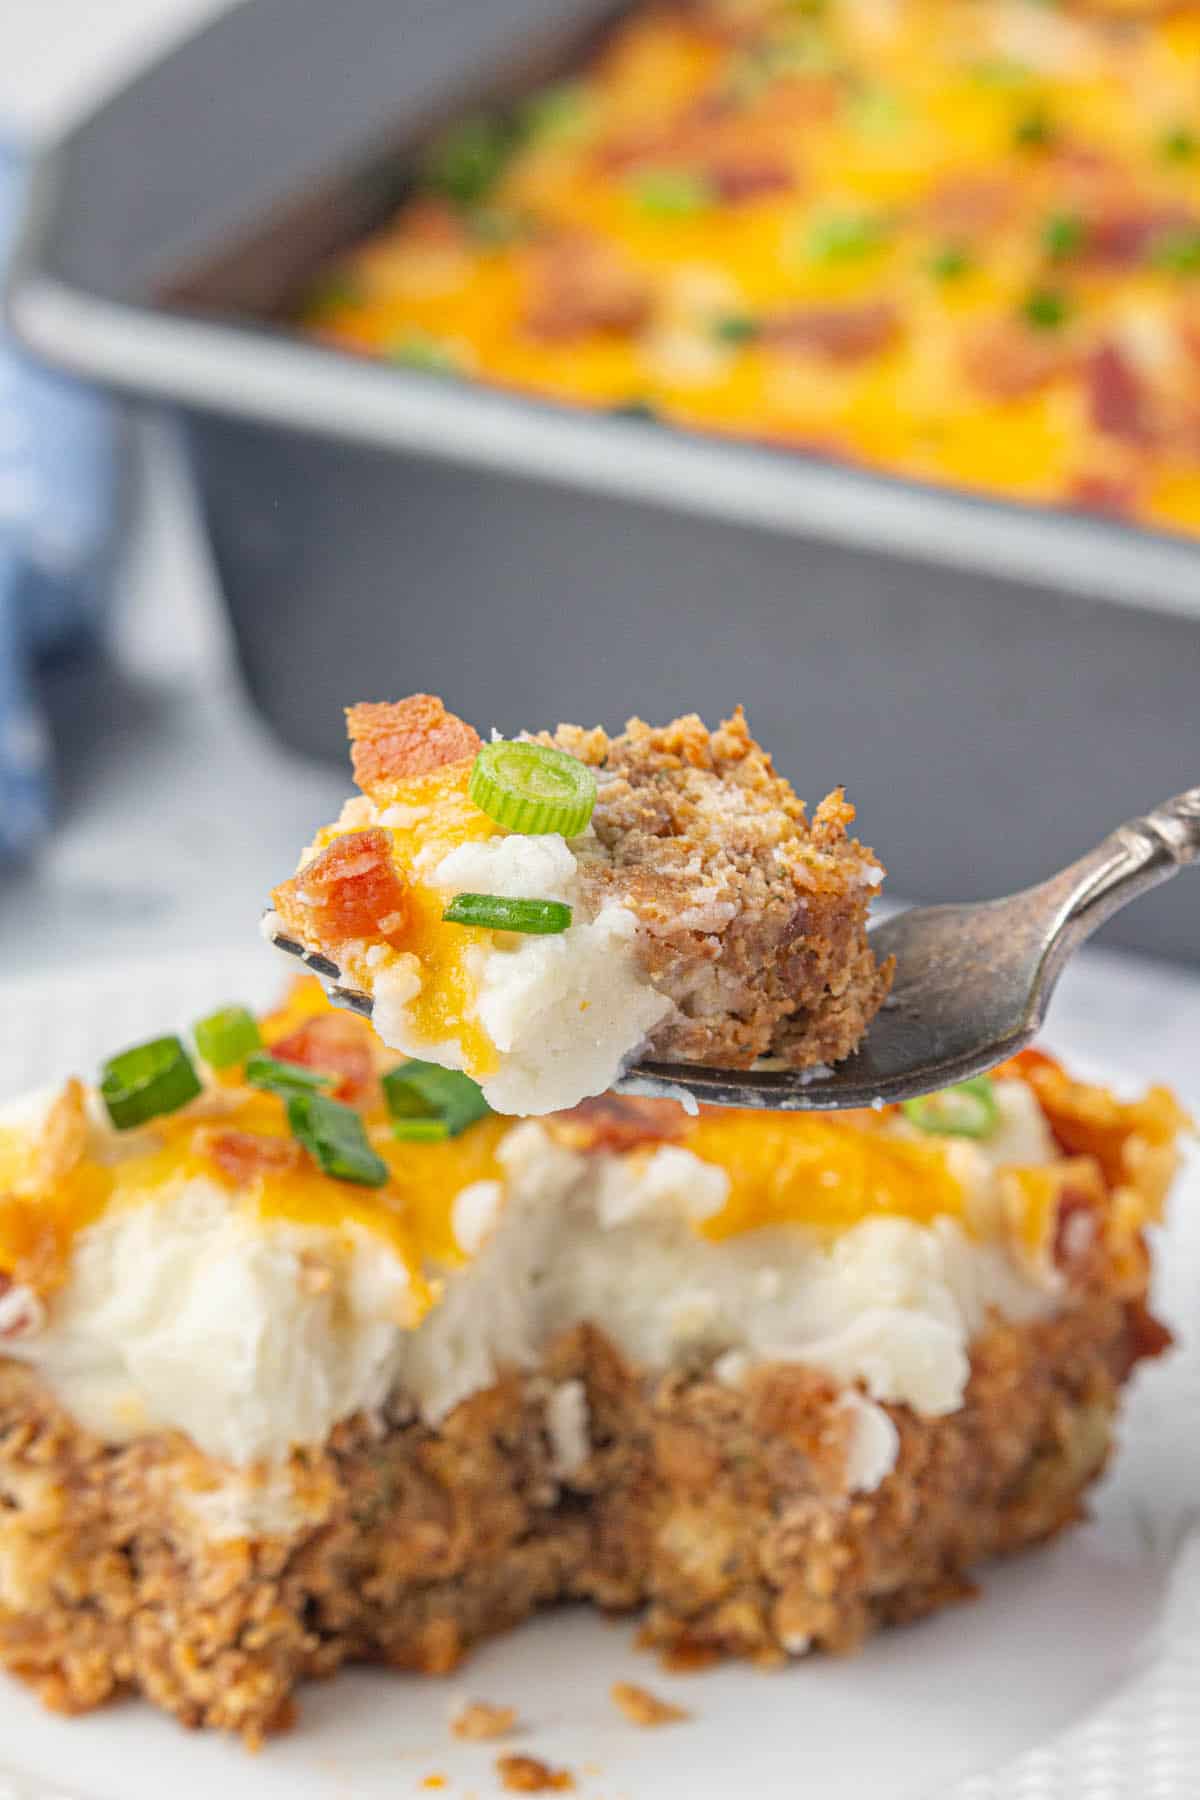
left=7, top=0, right=1199, bottom=960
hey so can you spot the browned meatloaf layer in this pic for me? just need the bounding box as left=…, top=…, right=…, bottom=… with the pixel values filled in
left=0, top=1286, right=1158, bottom=1748
left=546, top=708, right=892, bottom=1068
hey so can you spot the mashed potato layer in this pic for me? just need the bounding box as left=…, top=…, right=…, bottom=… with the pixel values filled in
left=1, top=1087, right=1062, bottom=1477
left=372, top=831, right=671, bottom=1115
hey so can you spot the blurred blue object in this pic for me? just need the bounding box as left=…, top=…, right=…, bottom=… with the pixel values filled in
left=0, top=141, right=120, bottom=859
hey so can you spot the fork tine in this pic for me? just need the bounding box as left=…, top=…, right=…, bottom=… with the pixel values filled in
left=267, top=928, right=376, bottom=1015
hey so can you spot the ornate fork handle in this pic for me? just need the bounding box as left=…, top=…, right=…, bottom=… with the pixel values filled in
left=1131, top=786, right=1200, bottom=867
left=1042, top=786, right=1200, bottom=973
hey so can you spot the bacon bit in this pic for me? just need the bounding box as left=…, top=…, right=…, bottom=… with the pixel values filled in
left=926, top=174, right=1017, bottom=237
left=32, top=1079, right=89, bottom=1188
left=274, top=829, right=411, bottom=950
left=705, top=152, right=793, bottom=203
left=495, top=1753, right=574, bottom=1793
left=763, top=301, right=900, bottom=363
left=347, top=695, right=481, bottom=793
left=402, top=198, right=469, bottom=247
left=451, top=1700, right=519, bottom=1741
left=611, top=1681, right=690, bottom=1727
left=204, top=1130, right=304, bottom=1187
left=994, top=1046, right=1065, bottom=1082
left=269, top=1011, right=378, bottom=1102
left=753, top=73, right=842, bottom=129
left=1068, top=470, right=1140, bottom=519
left=744, top=427, right=852, bottom=468
left=1050, top=141, right=1118, bottom=185
left=1176, top=300, right=1200, bottom=370
left=596, top=127, right=685, bottom=174
left=525, top=237, right=652, bottom=342
left=548, top=1093, right=688, bottom=1153
left=1086, top=343, right=1155, bottom=444
left=1125, top=1296, right=1174, bottom=1364
left=1012, top=1056, right=1185, bottom=1187
left=1084, top=205, right=1196, bottom=268
left=961, top=319, right=1075, bottom=400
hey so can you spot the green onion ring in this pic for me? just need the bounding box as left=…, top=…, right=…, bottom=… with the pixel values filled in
left=468, top=740, right=596, bottom=837
left=902, top=1076, right=1000, bottom=1140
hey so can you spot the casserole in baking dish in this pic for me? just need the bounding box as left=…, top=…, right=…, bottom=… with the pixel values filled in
left=302, top=0, right=1200, bottom=537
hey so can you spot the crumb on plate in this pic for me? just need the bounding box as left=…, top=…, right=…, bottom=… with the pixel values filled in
left=495, top=1751, right=575, bottom=1791
left=611, top=1680, right=690, bottom=1726
left=451, top=1699, right=519, bottom=1740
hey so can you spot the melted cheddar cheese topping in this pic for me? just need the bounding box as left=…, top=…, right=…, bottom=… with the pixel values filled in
left=302, top=0, right=1200, bottom=536
left=1, top=988, right=1182, bottom=1303
left=308, top=763, right=503, bottom=1076
left=691, top=1109, right=965, bottom=1240
left=0, top=1092, right=957, bottom=1272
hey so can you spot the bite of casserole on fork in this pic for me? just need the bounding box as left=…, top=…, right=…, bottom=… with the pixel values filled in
left=266, top=694, right=893, bottom=1114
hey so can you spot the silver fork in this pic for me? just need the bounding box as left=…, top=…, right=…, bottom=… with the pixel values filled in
left=267, top=787, right=1199, bottom=1112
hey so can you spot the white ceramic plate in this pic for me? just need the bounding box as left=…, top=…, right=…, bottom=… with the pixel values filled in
left=0, top=943, right=1197, bottom=1800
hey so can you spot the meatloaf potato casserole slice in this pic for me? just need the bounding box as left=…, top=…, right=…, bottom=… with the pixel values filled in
left=0, top=981, right=1185, bottom=1745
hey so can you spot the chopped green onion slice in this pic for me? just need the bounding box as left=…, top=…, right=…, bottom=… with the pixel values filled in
left=245, top=1053, right=335, bottom=1096
left=467, top=208, right=527, bottom=246
left=389, top=332, right=460, bottom=374
left=1042, top=212, right=1086, bottom=261
left=805, top=209, right=889, bottom=262
left=286, top=1092, right=389, bottom=1186
left=424, top=115, right=517, bottom=206
left=518, top=82, right=591, bottom=144
left=100, top=1036, right=203, bottom=1131
left=384, top=1061, right=492, bottom=1138
left=469, top=740, right=597, bottom=837
left=1022, top=286, right=1070, bottom=330
left=630, top=169, right=715, bottom=218
left=1160, top=126, right=1196, bottom=163
left=392, top=1117, right=453, bottom=1143
left=848, top=84, right=904, bottom=137
left=929, top=244, right=971, bottom=282
left=1014, top=107, right=1054, bottom=149
left=713, top=313, right=762, bottom=345
left=902, top=1076, right=1000, bottom=1139
left=301, top=271, right=363, bottom=319
left=443, top=893, right=573, bottom=934
left=1153, top=227, right=1200, bottom=275
left=193, top=1005, right=262, bottom=1070
left=968, top=57, right=1031, bottom=87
